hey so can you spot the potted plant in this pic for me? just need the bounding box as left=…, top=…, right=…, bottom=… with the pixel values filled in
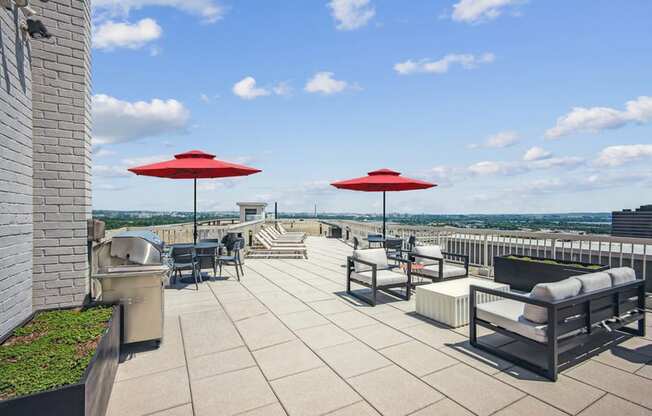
left=494, top=255, right=609, bottom=292
left=0, top=305, right=120, bottom=416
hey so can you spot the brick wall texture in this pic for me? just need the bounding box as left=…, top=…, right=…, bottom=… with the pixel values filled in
left=31, top=0, right=93, bottom=309
left=0, top=7, right=33, bottom=336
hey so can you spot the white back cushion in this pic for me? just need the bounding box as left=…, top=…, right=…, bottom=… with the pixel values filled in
left=523, top=278, right=582, bottom=324
left=574, top=272, right=612, bottom=294
left=353, top=249, right=388, bottom=273
left=607, top=267, right=636, bottom=286
left=413, top=245, right=443, bottom=265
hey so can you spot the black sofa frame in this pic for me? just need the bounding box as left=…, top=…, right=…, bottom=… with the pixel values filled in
left=347, top=255, right=411, bottom=306
left=470, top=279, right=646, bottom=381
left=408, top=252, right=469, bottom=284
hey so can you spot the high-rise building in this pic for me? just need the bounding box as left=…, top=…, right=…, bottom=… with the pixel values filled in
left=611, top=205, right=652, bottom=238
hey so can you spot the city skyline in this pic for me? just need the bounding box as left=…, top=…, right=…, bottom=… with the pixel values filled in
left=91, top=1, right=652, bottom=214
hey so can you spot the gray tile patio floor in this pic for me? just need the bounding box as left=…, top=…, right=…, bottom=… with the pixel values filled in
left=106, top=237, right=652, bottom=416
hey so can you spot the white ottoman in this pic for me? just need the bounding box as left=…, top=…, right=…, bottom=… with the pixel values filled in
left=416, top=278, right=510, bottom=328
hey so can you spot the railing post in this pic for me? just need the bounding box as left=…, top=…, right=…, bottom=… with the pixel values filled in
left=483, top=234, right=489, bottom=268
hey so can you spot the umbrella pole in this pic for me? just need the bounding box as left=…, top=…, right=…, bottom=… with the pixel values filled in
left=382, top=191, right=386, bottom=238
left=193, top=178, right=197, bottom=245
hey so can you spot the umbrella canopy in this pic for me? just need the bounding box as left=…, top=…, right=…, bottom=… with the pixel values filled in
left=129, top=150, right=262, bottom=244
left=331, top=169, right=436, bottom=238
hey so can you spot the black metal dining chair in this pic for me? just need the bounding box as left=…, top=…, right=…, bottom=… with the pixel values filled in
left=384, top=237, right=404, bottom=261
left=195, top=244, right=218, bottom=278
left=171, top=245, right=200, bottom=290
left=217, top=238, right=245, bottom=281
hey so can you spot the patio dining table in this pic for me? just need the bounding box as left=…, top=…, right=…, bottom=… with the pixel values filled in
left=171, top=242, right=222, bottom=282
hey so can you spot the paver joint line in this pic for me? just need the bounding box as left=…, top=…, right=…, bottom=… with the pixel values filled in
left=178, top=315, right=197, bottom=416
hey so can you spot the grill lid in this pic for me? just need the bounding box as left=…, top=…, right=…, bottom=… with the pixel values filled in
left=110, top=230, right=164, bottom=265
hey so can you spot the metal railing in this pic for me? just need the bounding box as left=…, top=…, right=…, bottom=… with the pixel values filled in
left=331, top=220, right=652, bottom=288
left=105, top=219, right=266, bottom=247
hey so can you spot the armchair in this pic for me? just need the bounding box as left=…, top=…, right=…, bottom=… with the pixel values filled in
left=409, top=245, right=469, bottom=283
left=346, top=248, right=411, bottom=306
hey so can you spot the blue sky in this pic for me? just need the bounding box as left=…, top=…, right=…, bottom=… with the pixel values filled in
left=91, top=0, right=652, bottom=214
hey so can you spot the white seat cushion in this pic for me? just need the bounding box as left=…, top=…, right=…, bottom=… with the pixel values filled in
left=419, top=264, right=467, bottom=279
left=350, top=269, right=408, bottom=286
left=477, top=299, right=550, bottom=343
left=574, top=272, right=612, bottom=294
left=523, top=278, right=582, bottom=324
left=607, top=267, right=636, bottom=286
left=413, top=245, right=443, bottom=265
left=477, top=299, right=583, bottom=344
left=353, top=249, right=388, bottom=273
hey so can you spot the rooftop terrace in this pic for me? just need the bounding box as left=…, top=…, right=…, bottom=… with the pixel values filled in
left=106, top=237, right=652, bottom=416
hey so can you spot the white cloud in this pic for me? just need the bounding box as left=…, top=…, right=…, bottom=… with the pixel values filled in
left=121, top=154, right=171, bottom=166
left=513, top=171, right=652, bottom=194
left=468, top=156, right=583, bottom=176
left=199, top=93, right=210, bottom=103
left=545, top=96, right=652, bottom=139
left=328, top=0, right=375, bottom=30
left=93, top=165, right=131, bottom=178
left=451, top=0, right=523, bottom=23
left=523, top=146, right=552, bottom=161
left=93, top=18, right=162, bottom=50
left=532, top=156, right=584, bottom=170
left=468, top=161, right=515, bottom=176
left=394, top=53, right=495, bottom=75
left=273, top=81, right=293, bottom=96
left=486, top=131, right=519, bottom=148
left=93, top=147, right=116, bottom=158
left=232, top=77, right=270, bottom=100
left=422, top=166, right=462, bottom=187
left=595, top=144, right=652, bottom=167
left=93, top=0, right=224, bottom=23
left=304, top=72, right=349, bottom=95
left=197, top=182, right=224, bottom=191
left=94, top=183, right=129, bottom=191
left=468, top=130, right=519, bottom=149
left=92, top=94, right=190, bottom=145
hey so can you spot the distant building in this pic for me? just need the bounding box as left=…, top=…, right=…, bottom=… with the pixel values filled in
left=611, top=205, right=652, bottom=238
left=237, top=202, right=267, bottom=222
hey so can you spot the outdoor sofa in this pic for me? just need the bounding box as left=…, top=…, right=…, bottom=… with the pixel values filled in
left=470, top=267, right=646, bottom=381
left=347, top=248, right=411, bottom=306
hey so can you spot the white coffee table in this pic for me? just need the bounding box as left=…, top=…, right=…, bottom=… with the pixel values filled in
left=415, top=278, right=510, bottom=328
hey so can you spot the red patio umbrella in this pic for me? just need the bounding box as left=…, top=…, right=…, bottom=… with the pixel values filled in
left=129, top=150, right=262, bottom=244
left=331, top=169, right=436, bottom=238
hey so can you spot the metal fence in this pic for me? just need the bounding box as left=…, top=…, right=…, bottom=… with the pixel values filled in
left=105, top=219, right=267, bottom=247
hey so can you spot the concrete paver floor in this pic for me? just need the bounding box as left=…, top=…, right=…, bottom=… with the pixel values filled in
left=107, top=237, right=652, bottom=416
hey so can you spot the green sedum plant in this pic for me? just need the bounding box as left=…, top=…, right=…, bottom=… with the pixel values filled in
left=0, top=306, right=113, bottom=400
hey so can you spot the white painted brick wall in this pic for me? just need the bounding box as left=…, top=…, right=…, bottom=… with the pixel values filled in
left=31, top=0, right=92, bottom=309
left=0, top=7, right=33, bottom=337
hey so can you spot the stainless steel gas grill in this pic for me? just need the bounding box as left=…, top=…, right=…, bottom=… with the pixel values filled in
left=92, top=230, right=170, bottom=346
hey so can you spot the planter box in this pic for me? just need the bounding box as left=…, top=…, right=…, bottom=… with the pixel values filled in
left=494, top=255, right=609, bottom=292
left=0, top=305, right=121, bottom=416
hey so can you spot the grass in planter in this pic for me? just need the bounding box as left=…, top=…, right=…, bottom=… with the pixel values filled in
left=0, top=306, right=113, bottom=400
left=506, top=256, right=603, bottom=270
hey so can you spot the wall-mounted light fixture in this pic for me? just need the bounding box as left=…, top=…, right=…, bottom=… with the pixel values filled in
left=25, top=18, right=51, bottom=39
